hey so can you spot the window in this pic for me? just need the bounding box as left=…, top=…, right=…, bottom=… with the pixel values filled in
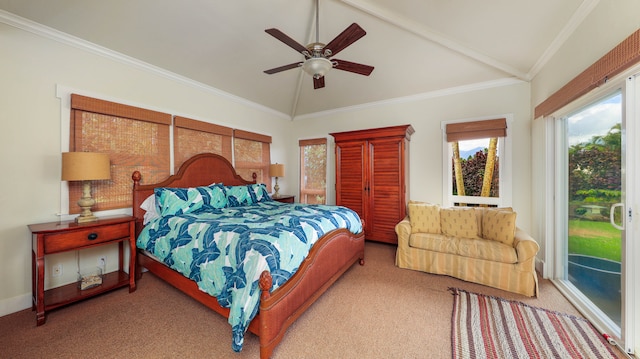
left=442, top=116, right=512, bottom=207
left=233, top=129, right=272, bottom=190
left=299, top=138, right=327, bottom=204
left=67, top=94, right=275, bottom=214
left=536, top=29, right=640, bottom=349
left=69, top=94, right=171, bottom=213
left=173, top=116, right=232, bottom=172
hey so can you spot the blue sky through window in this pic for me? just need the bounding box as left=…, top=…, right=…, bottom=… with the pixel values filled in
left=568, top=92, right=621, bottom=146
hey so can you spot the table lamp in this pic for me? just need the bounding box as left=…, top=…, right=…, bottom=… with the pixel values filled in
left=62, top=152, right=111, bottom=223
left=269, top=163, right=285, bottom=197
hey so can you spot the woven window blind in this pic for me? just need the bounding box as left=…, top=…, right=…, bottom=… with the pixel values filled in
left=173, top=116, right=233, bottom=172
left=233, top=129, right=272, bottom=189
left=445, top=118, right=507, bottom=142
left=535, top=29, right=640, bottom=118
left=299, top=138, right=327, bottom=204
left=69, top=94, right=171, bottom=213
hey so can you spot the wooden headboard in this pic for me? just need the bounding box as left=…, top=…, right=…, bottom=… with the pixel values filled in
left=131, top=153, right=257, bottom=235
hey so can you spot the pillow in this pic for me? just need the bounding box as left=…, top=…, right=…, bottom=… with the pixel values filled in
left=226, top=183, right=271, bottom=207
left=249, top=183, right=272, bottom=203
left=203, top=183, right=228, bottom=209
left=155, top=184, right=227, bottom=216
left=440, top=207, right=479, bottom=239
left=473, top=207, right=513, bottom=238
left=482, top=209, right=517, bottom=246
left=140, top=194, right=161, bottom=225
left=408, top=202, right=440, bottom=234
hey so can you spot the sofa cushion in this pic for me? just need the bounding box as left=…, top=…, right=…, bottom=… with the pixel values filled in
left=440, top=207, right=479, bottom=239
left=409, top=233, right=517, bottom=264
left=473, top=208, right=484, bottom=238
left=457, top=237, right=518, bottom=263
left=409, top=233, right=458, bottom=254
left=474, top=207, right=514, bottom=238
left=408, top=202, right=441, bottom=234
left=482, top=209, right=517, bottom=246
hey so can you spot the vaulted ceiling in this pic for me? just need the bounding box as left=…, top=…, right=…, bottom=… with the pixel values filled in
left=0, top=0, right=595, bottom=119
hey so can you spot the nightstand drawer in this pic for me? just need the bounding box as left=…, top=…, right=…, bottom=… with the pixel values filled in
left=44, top=222, right=131, bottom=253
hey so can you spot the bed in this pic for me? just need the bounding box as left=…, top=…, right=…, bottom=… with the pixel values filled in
left=131, top=153, right=365, bottom=358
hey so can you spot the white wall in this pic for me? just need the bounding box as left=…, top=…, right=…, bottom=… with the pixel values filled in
left=0, top=10, right=540, bottom=320
left=530, top=0, right=640, bottom=353
left=3, top=0, right=636, bottom=349
left=291, top=80, right=533, bottom=233
left=531, top=1, right=640, bottom=108
left=0, top=21, right=292, bottom=315
left=1, top=16, right=535, bottom=317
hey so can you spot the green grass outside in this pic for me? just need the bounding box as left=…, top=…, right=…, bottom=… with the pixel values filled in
left=568, top=219, right=621, bottom=262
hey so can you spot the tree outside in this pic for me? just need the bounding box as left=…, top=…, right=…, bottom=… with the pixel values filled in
left=452, top=145, right=500, bottom=198
left=568, top=123, right=621, bottom=262
left=569, top=123, right=621, bottom=221
left=301, top=144, right=327, bottom=204
left=565, top=94, right=622, bottom=327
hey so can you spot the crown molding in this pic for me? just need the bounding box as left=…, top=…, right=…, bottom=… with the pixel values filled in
left=0, top=10, right=291, bottom=121
left=527, top=0, right=600, bottom=79
left=294, top=77, right=525, bottom=121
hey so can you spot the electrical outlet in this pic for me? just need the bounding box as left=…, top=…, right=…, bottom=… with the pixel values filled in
left=98, top=256, right=106, bottom=270
left=52, top=264, right=62, bottom=277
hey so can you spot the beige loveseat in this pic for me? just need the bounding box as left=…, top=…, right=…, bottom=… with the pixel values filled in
left=395, top=203, right=539, bottom=297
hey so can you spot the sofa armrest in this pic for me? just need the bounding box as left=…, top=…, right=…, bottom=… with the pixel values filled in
left=513, top=228, right=540, bottom=263
left=395, top=216, right=412, bottom=246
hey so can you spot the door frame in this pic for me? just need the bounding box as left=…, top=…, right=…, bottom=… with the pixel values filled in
left=544, top=68, right=639, bottom=355
left=554, top=88, right=624, bottom=337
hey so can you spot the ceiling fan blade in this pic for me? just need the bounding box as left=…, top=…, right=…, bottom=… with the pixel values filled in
left=333, top=59, right=374, bottom=76
left=324, top=23, right=366, bottom=57
left=265, top=28, right=309, bottom=55
left=264, top=62, right=303, bottom=74
left=313, top=76, right=325, bottom=89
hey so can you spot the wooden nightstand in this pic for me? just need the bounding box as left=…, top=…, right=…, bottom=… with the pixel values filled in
left=272, top=194, right=295, bottom=203
left=28, top=215, right=137, bottom=326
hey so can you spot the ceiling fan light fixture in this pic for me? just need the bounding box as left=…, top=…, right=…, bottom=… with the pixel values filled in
left=302, top=57, right=333, bottom=79
left=263, top=0, right=372, bottom=89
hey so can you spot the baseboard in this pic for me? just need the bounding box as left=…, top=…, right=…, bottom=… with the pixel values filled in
left=0, top=293, right=31, bottom=317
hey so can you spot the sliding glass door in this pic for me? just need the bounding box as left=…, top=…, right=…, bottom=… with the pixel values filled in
left=563, top=91, right=624, bottom=329
left=549, top=66, right=640, bottom=355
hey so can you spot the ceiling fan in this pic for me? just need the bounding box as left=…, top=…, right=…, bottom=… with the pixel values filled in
left=263, top=0, right=374, bottom=89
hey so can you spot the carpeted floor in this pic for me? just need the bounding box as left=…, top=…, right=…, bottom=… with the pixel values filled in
left=0, top=242, right=626, bottom=358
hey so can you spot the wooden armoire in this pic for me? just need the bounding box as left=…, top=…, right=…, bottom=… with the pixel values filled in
left=331, top=125, right=414, bottom=244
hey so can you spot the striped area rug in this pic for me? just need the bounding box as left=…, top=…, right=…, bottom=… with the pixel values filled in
left=450, top=288, right=617, bottom=359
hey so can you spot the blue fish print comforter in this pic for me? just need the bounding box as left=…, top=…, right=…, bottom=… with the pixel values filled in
left=137, top=201, right=362, bottom=352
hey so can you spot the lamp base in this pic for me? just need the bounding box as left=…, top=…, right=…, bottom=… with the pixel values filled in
left=273, top=178, right=280, bottom=197
left=76, top=180, right=98, bottom=223
left=75, top=214, right=99, bottom=223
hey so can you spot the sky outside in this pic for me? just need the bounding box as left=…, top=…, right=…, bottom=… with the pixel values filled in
left=567, top=92, right=621, bottom=146
left=458, top=138, right=490, bottom=151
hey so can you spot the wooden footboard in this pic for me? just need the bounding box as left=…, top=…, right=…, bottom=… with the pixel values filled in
left=258, top=228, right=365, bottom=358
left=131, top=153, right=366, bottom=358
left=137, top=228, right=364, bottom=358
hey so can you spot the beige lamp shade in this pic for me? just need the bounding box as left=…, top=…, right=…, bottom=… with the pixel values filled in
left=62, top=152, right=111, bottom=181
left=269, top=163, right=285, bottom=178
